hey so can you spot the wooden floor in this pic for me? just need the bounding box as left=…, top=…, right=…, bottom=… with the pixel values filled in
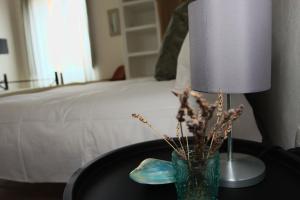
left=0, top=180, right=65, bottom=200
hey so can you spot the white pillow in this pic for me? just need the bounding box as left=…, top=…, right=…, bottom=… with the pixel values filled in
left=174, top=33, right=191, bottom=92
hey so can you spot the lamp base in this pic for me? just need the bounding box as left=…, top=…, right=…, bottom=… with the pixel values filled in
left=220, top=153, right=265, bottom=188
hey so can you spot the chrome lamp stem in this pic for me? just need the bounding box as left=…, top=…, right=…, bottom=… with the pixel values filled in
left=227, top=94, right=233, bottom=162
left=220, top=94, right=266, bottom=188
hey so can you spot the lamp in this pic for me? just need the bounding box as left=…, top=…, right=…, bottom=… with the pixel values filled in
left=0, top=39, right=9, bottom=54
left=188, top=0, right=272, bottom=188
left=0, top=39, right=9, bottom=90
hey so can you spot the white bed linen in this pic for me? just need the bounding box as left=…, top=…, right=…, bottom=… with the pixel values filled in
left=0, top=78, right=179, bottom=183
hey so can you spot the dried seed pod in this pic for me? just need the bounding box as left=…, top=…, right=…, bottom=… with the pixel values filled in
left=132, top=88, right=244, bottom=163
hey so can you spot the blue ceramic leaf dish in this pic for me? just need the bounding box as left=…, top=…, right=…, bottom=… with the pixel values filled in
left=129, top=158, right=176, bottom=184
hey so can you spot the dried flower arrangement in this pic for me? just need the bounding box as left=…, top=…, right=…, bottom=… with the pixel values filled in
left=132, top=88, right=244, bottom=163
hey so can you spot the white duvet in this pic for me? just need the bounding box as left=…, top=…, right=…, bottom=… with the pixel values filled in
left=0, top=78, right=179, bottom=183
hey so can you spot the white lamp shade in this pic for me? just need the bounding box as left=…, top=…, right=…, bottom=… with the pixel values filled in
left=189, top=0, right=272, bottom=94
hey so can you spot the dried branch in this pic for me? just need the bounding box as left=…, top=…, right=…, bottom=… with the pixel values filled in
left=132, top=88, right=244, bottom=162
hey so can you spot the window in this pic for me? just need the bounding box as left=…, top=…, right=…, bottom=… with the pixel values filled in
left=23, top=0, right=95, bottom=86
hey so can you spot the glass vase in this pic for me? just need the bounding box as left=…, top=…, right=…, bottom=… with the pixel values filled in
left=172, top=151, right=220, bottom=200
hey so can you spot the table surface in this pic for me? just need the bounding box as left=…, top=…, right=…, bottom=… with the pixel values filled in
left=64, top=139, right=300, bottom=200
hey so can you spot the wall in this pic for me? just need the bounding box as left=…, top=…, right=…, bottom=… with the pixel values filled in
left=270, top=0, right=300, bottom=148
left=0, top=0, right=29, bottom=91
left=252, top=0, right=300, bottom=149
left=87, top=0, right=124, bottom=80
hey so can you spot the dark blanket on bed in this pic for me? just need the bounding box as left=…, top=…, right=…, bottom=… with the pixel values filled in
left=155, top=1, right=190, bottom=81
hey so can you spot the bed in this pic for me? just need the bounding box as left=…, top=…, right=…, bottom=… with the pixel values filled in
left=0, top=77, right=261, bottom=183
left=0, top=78, right=179, bottom=183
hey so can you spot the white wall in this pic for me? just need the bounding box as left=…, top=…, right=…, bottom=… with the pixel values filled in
left=87, top=0, right=124, bottom=80
left=0, top=0, right=29, bottom=91
left=269, top=0, right=300, bottom=148
left=252, top=0, right=300, bottom=149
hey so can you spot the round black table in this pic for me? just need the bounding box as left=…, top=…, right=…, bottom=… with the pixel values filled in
left=63, top=139, right=300, bottom=200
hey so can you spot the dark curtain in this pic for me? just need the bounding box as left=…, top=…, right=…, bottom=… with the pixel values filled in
left=245, top=94, right=271, bottom=145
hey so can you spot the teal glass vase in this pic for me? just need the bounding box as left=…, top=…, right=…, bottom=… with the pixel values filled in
left=172, top=151, right=220, bottom=200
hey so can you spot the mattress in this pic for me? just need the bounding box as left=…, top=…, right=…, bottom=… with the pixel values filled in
left=0, top=78, right=179, bottom=182
left=0, top=77, right=261, bottom=183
